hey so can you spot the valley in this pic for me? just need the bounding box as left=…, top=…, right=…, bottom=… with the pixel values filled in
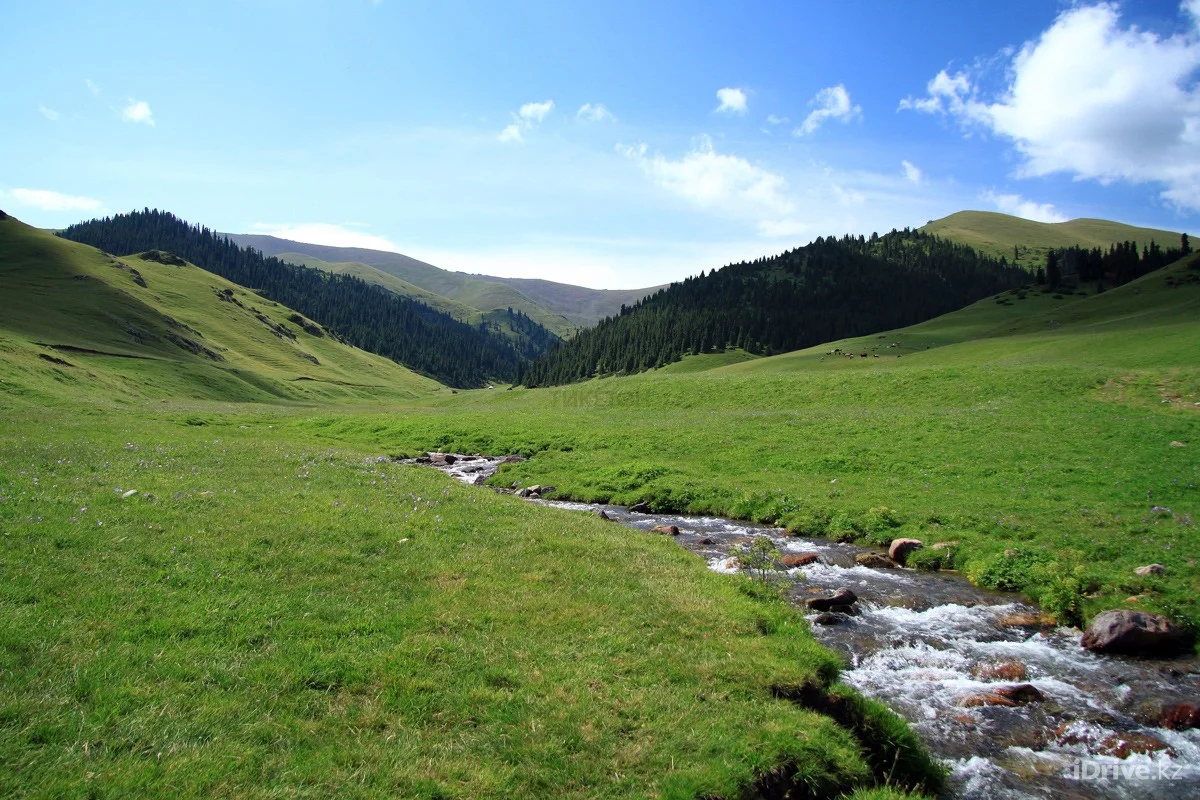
left=2, top=209, right=1198, bottom=799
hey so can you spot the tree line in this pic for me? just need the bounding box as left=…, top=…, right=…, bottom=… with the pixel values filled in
left=1039, top=235, right=1189, bottom=289
left=519, top=229, right=1028, bottom=386
left=58, top=210, right=558, bottom=387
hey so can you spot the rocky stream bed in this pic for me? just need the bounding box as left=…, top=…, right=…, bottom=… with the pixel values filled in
left=413, top=453, right=1200, bottom=799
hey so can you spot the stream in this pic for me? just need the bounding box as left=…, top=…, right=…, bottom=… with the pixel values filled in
left=417, top=454, right=1200, bottom=799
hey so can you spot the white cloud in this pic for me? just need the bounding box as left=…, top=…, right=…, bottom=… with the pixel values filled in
left=904, top=2, right=1200, bottom=210
left=980, top=190, right=1067, bottom=223
left=715, top=87, right=748, bottom=115
left=121, top=99, right=154, bottom=126
left=795, top=84, right=862, bottom=135
left=620, top=134, right=794, bottom=219
left=498, top=123, right=524, bottom=143
left=498, top=100, right=553, bottom=142
left=766, top=114, right=788, bottom=125
left=577, top=103, right=615, bottom=123
left=901, top=160, right=923, bottom=183
left=38, top=105, right=60, bottom=121
left=519, top=100, right=553, bottom=123
left=85, top=78, right=100, bottom=96
left=249, top=222, right=401, bottom=252
left=6, top=188, right=103, bottom=212
left=757, top=218, right=809, bottom=238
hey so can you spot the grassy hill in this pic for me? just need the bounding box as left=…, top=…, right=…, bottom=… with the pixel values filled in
left=226, top=233, right=661, bottom=336
left=923, top=210, right=1185, bottom=270
left=0, top=215, right=441, bottom=405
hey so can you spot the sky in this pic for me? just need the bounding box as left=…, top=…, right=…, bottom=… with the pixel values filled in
left=2, top=0, right=1199, bottom=289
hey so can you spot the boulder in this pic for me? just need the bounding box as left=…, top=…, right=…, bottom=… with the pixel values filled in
left=888, top=538, right=924, bottom=565
left=1080, top=610, right=1193, bottom=656
left=629, top=501, right=651, bottom=513
left=1134, top=564, right=1166, bottom=577
left=996, top=612, right=1052, bottom=629
left=593, top=509, right=612, bottom=521
left=429, top=453, right=456, bottom=465
left=806, top=588, right=858, bottom=612
left=502, top=455, right=526, bottom=463
left=651, top=524, right=680, bottom=536
left=1170, top=441, right=1186, bottom=447
left=812, top=612, right=845, bottom=626
left=1161, top=703, right=1200, bottom=731
left=516, top=488, right=535, bottom=498
left=780, top=553, right=822, bottom=568
left=697, top=537, right=717, bottom=546
left=854, top=553, right=898, bottom=569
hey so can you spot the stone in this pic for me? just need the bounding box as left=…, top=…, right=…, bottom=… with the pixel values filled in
left=806, top=588, right=858, bottom=612
left=121, top=489, right=138, bottom=499
left=696, top=537, right=717, bottom=546
left=931, top=541, right=959, bottom=551
left=502, top=455, right=526, bottom=463
left=971, top=661, right=1028, bottom=682
left=812, top=612, right=845, bottom=626
left=1161, top=703, right=1200, bottom=731
left=651, top=525, right=680, bottom=536
left=854, top=553, right=898, bottom=569
left=592, top=509, right=611, bottom=521
left=1080, top=610, right=1193, bottom=656
left=629, top=501, right=651, bottom=513
left=996, top=612, right=1052, bottom=629
left=1096, top=732, right=1175, bottom=759
left=1170, top=440, right=1186, bottom=447
left=958, top=685, right=1042, bottom=707
left=888, top=538, right=924, bottom=565
left=1134, top=564, right=1166, bottom=577
left=779, top=553, right=821, bottom=568
left=429, top=453, right=456, bottom=465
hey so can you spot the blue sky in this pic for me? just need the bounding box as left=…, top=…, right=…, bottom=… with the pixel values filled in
left=2, top=1, right=1198, bottom=288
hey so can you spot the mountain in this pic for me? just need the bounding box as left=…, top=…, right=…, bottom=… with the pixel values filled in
left=0, top=213, right=440, bottom=404
left=56, top=211, right=557, bottom=387
left=520, top=228, right=1027, bottom=386
left=224, top=234, right=664, bottom=336
left=922, top=211, right=1185, bottom=270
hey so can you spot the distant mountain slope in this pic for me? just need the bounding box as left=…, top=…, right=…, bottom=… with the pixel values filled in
left=521, top=229, right=1027, bottom=386
left=224, top=234, right=661, bottom=335
left=479, top=276, right=670, bottom=330
left=0, top=214, right=440, bottom=404
left=922, top=211, right=1184, bottom=270
left=58, top=211, right=552, bottom=387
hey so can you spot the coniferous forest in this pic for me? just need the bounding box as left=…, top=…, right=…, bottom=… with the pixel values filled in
left=59, top=210, right=558, bottom=387
left=520, top=229, right=1028, bottom=386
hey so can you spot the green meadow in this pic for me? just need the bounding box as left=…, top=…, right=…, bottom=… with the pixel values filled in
left=2, top=216, right=1199, bottom=797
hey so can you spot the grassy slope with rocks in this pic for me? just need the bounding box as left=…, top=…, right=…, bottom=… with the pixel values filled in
left=1, top=217, right=939, bottom=797
left=297, top=257, right=1199, bottom=633
left=923, top=210, right=1184, bottom=270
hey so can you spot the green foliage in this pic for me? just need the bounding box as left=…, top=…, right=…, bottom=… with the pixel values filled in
left=737, top=536, right=782, bottom=583
left=970, top=548, right=1047, bottom=592
left=907, top=547, right=952, bottom=572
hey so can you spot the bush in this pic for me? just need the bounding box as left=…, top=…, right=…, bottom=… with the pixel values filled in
left=908, top=547, right=952, bottom=571
left=970, top=547, right=1047, bottom=592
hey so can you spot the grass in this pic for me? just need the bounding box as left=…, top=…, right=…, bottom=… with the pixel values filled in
left=1, top=217, right=942, bottom=798
left=4, top=213, right=1200, bottom=797
left=922, top=210, right=1184, bottom=270
left=289, top=257, right=1199, bottom=630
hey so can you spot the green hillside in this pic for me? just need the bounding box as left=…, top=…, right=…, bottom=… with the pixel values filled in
left=923, top=210, right=1185, bottom=270
left=299, top=253, right=1198, bottom=633
left=0, top=215, right=440, bottom=405
left=226, top=233, right=660, bottom=336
